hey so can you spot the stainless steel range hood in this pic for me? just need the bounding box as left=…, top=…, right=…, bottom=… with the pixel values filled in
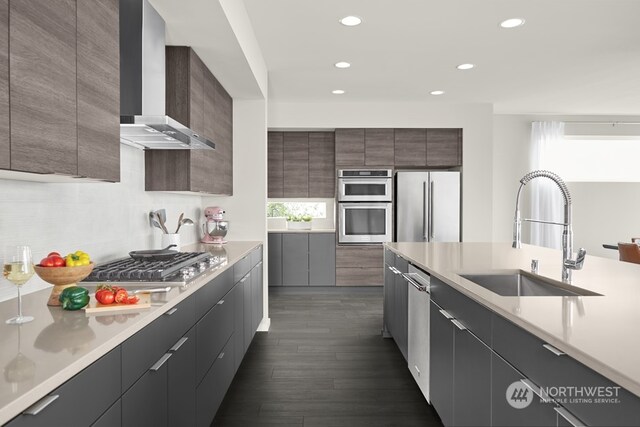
left=119, top=0, right=215, bottom=150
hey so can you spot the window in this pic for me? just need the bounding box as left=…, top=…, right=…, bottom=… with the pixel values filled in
left=546, top=138, right=640, bottom=182
left=267, top=202, right=327, bottom=219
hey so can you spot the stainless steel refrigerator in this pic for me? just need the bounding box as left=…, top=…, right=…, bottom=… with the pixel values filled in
left=395, top=171, right=460, bottom=242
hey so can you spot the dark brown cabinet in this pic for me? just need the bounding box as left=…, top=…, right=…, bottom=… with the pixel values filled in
left=9, top=0, right=77, bottom=176
left=267, top=132, right=284, bottom=198
left=147, top=46, right=233, bottom=195
left=335, top=128, right=365, bottom=166
left=427, top=128, right=462, bottom=167
left=308, top=131, right=335, bottom=197
left=283, top=132, right=309, bottom=197
left=394, top=128, right=427, bottom=167
left=0, top=0, right=8, bottom=171
left=365, top=128, right=394, bottom=166
left=77, top=0, right=120, bottom=182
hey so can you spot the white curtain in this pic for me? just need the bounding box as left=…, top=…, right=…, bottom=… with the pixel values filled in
left=529, top=122, right=565, bottom=249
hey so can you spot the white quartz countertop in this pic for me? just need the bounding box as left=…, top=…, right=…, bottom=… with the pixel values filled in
left=0, top=241, right=262, bottom=425
left=385, top=242, right=640, bottom=398
left=268, top=228, right=335, bottom=233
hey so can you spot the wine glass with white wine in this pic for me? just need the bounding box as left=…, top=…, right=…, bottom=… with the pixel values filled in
left=3, top=246, right=35, bottom=324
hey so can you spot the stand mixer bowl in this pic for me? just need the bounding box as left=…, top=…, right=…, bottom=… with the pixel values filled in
left=204, top=220, right=229, bottom=243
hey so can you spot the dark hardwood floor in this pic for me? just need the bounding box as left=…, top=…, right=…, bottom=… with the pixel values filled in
left=213, top=287, right=443, bottom=427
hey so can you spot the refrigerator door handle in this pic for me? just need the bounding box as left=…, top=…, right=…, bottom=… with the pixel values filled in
left=429, top=180, right=435, bottom=239
left=423, top=181, right=428, bottom=241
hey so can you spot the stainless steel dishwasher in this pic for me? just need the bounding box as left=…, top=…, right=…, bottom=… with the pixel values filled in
left=406, top=264, right=431, bottom=402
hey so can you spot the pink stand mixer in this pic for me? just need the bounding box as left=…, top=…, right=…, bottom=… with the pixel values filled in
left=201, top=206, right=229, bottom=244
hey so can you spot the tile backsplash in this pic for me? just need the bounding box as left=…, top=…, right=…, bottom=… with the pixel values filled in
left=0, top=145, right=203, bottom=301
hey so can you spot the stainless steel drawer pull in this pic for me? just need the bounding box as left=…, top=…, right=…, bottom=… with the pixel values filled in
left=217, top=300, right=225, bottom=305
left=150, top=353, right=173, bottom=371
left=520, top=378, right=548, bottom=400
left=24, top=395, right=60, bottom=416
left=169, top=337, right=189, bottom=352
left=240, top=275, right=249, bottom=283
left=451, top=319, right=467, bottom=331
left=439, top=309, right=453, bottom=319
left=257, top=261, right=263, bottom=267
left=542, top=343, right=566, bottom=356
left=165, top=308, right=178, bottom=316
left=402, top=273, right=428, bottom=292
left=554, top=407, right=585, bottom=427
left=218, top=352, right=225, bottom=359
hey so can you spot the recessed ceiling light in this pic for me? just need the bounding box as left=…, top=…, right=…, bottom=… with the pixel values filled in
left=430, top=90, right=445, bottom=96
left=339, top=16, right=362, bottom=26
left=332, top=89, right=345, bottom=95
left=457, top=63, right=475, bottom=70
left=335, top=61, right=351, bottom=69
left=500, top=18, right=525, bottom=28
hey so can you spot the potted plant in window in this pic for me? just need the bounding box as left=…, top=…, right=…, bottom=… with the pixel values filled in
left=286, top=214, right=312, bottom=230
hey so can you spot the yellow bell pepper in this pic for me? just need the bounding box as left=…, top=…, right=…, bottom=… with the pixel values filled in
left=65, top=251, right=91, bottom=267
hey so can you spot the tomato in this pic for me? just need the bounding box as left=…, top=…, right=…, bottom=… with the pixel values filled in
left=124, top=295, right=139, bottom=305
left=47, top=252, right=61, bottom=258
left=95, top=289, right=115, bottom=305
left=50, top=256, right=66, bottom=267
left=39, top=257, right=55, bottom=267
left=114, top=288, right=128, bottom=304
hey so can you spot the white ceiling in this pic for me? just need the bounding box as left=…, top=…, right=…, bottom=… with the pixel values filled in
left=243, top=0, right=640, bottom=114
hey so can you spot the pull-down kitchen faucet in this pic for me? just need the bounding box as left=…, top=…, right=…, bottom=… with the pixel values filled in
left=512, top=170, right=586, bottom=283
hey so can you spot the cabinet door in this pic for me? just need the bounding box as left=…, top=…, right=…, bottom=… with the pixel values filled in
left=335, top=128, right=364, bottom=166
left=242, top=272, right=252, bottom=351
left=10, top=0, right=77, bottom=175
left=283, top=132, right=309, bottom=197
left=383, top=262, right=395, bottom=336
left=233, top=281, right=245, bottom=369
left=365, top=128, right=394, bottom=166
left=201, top=70, right=217, bottom=193
left=189, top=50, right=205, bottom=137
left=268, top=233, right=283, bottom=286
left=268, top=132, right=284, bottom=198
left=77, top=0, right=120, bottom=182
left=282, top=233, right=309, bottom=286
left=427, top=128, right=462, bottom=167
left=122, top=355, right=169, bottom=427
left=309, top=233, right=336, bottom=286
left=214, top=76, right=233, bottom=195
left=0, top=0, right=8, bottom=170
left=308, top=132, right=335, bottom=197
left=453, top=324, right=491, bottom=427
left=393, top=256, right=409, bottom=360
left=196, top=338, right=235, bottom=427
left=430, top=300, right=454, bottom=427
left=252, top=261, right=264, bottom=333
left=394, top=128, right=426, bottom=167
left=168, top=328, right=196, bottom=427
left=91, top=399, right=121, bottom=427
left=491, top=352, right=557, bottom=427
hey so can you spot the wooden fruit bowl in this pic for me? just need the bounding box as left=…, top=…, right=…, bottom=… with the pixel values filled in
left=34, top=263, right=94, bottom=307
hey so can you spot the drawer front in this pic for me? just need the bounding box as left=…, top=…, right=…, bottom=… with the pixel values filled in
left=250, top=245, right=263, bottom=267
left=91, top=399, right=121, bottom=427
left=384, top=248, right=395, bottom=266
left=195, top=267, right=234, bottom=320
left=8, top=347, right=121, bottom=427
left=121, top=315, right=166, bottom=393
left=162, top=296, right=196, bottom=353
left=233, top=254, right=252, bottom=283
left=336, top=267, right=383, bottom=286
left=493, top=314, right=640, bottom=426
left=430, top=277, right=492, bottom=345
left=196, top=287, right=235, bottom=383
left=395, top=255, right=408, bottom=274
left=336, top=245, right=383, bottom=268
left=196, top=336, right=235, bottom=427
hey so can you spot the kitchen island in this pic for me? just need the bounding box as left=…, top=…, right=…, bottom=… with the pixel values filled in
left=0, top=241, right=263, bottom=426
left=385, top=242, right=640, bottom=427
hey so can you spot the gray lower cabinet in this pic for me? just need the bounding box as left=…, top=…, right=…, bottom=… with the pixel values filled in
left=309, top=233, right=335, bottom=286
left=252, top=261, right=264, bottom=333
left=393, top=256, right=409, bottom=360
left=196, top=337, right=235, bottom=427
left=91, top=399, right=121, bottom=427
left=122, top=355, right=169, bottom=427
left=6, top=347, right=121, bottom=427
left=168, top=327, right=196, bottom=427
left=383, top=255, right=395, bottom=336
left=268, top=233, right=283, bottom=287
left=242, top=272, right=253, bottom=351
left=233, top=280, right=246, bottom=370
left=429, top=300, right=455, bottom=427
left=282, top=233, right=309, bottom=286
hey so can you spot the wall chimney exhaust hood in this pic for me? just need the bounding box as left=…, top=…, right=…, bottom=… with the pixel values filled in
left=119, top=0, right=215, bottom=150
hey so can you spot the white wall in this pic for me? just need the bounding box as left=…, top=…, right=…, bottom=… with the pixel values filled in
left=0, top=145, right=203, bottom=300
left=493, top=114, right=640, bottom=259
left=269, top=101, right=495, bottom=242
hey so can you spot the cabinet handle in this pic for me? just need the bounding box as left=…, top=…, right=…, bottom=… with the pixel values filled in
left=23, top=395, right=59, bottom=416
left=439, top=309, right=453, bottom=319
left=165, top=308, right=178, bottom=316
left=414, top=365, right=421, bottom=377
left=217, top=300, right=225, bottom=305
left=257, top=261, right=263, bottom=267
left=150, top=353, right=173, bottom=371
left=542, top=343, right=566, bottom=356
left=554, top=407, right=585, bottom=427
left=169, top=337, right=189, bottom=352
left=402, top=273, right=428, bottom=293
left=240, top=275, right=249, bottom=283
left=451, top=319, right=467, bottom=331
left=520, top=378, right=548, bottom=400
left=218, top=352, right=225, bottom=359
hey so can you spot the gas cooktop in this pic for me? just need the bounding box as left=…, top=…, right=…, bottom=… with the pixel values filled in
left=81, top=252, right=223, bottom=286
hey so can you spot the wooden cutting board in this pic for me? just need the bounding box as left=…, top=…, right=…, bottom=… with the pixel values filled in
left=84, top=293, right=151, bottom=315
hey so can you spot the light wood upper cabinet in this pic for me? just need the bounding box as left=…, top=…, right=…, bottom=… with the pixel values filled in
left=77, top=0, right=120, bottom=182
left=394, top=128, right=427, bottom=167
left=427, top=128, right=462, bottom=167
left=365, top=128, right=394, bottom=166
left=267, top=132, right=284, bottom=198
left=335, top=128, right=365, bottom=166
left=213, top=76, right=233, bottom=195
left=0, top=0, right=7, bottom=171
left=9, top=0, right=77, bottom=175
left=308, top=132, right=335, bottom=198
left=283, top=132, right=309, bottom=197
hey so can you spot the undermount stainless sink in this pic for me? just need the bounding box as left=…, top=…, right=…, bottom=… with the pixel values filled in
left=459, top=271, right=602, bottom=297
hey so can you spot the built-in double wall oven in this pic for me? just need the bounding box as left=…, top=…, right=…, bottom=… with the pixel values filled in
left=338, top=169, right=393, bottom=244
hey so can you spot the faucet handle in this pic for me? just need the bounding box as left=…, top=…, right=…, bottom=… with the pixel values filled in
left=565, top=248, right=587, bottom=270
